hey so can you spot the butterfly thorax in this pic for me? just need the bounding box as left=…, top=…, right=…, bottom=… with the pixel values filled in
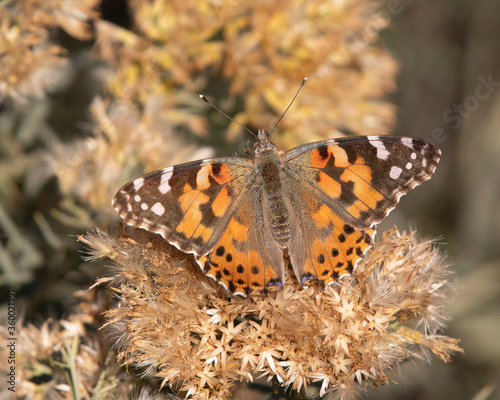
left=254, top=131, right=292, bottom=248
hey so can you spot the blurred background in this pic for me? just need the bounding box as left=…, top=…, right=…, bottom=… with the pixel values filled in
left=0, top=0, right=499, bottom=399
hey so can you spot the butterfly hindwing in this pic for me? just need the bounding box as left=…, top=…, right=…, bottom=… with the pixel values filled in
left=285, top=175, right=376, bottom=288
left=284, top=136, right=441, bottom=230
left=196, top=189, right=285, bottom=296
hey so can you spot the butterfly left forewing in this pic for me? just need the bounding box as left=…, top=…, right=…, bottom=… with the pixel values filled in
left=113, top=158, right=254, bottom=256
left=284, top=136, right=441, bottom=230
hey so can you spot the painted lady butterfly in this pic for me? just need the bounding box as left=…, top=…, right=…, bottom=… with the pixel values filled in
left=113, top=130, right=440, bottom=296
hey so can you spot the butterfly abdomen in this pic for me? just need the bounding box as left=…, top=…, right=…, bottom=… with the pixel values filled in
left=257, top=153, right=292, bottom=247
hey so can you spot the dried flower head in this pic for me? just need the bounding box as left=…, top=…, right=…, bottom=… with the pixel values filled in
left=0, top=0, right=98, bottom=105
left=93, top=0, right=398, bottom=148
left=0, top=288, right=135, bottom=399
left=80, top=227, right=462, bottom=399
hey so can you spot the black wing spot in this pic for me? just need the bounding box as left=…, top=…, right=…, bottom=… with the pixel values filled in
left=223, top=268, right=230, bottom=276
left=412, top=139, right=424, bottom=151
left=331, top=248, right=339, bottom=257
left=340, top=180, right=356, bottom=206
left=317, top=254, right=325, bottom=264
left=343, top=224, right=355, bottom=234
left=215, top=246, right=225, bottom=256
left=335, top=261, right=344, bottom=269
left=215, top=271, right=222, bottom=280
left=204, top=261, right=212, bottom=273
left=346, top=260, right=354, bottom=273
left=237, top=278, right=245, bottom=285
left=338, top=233, right=346, bottom=243
left=356, top=247, right=363, bottom=256
left=318, top=146, right=329, bottom=160
left=226, top=253, right=233, bottom=262
left=212, top=163, right=222, bottom=176
left=251, top=265, right=260, bottom=275
left=236, top=264, right=244, bottom=274
left=346, top=247, right=353, bottom=256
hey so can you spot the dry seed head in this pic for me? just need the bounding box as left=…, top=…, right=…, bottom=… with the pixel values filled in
left=82, top=227, right=462, bottom=399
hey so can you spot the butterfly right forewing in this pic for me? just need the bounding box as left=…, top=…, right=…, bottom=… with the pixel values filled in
left=284, top=136, right=441, bottom=230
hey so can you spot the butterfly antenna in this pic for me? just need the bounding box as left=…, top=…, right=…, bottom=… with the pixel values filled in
left=199, top=95, right=257, bottom=139
left=270, top=77, right=307, bottom=138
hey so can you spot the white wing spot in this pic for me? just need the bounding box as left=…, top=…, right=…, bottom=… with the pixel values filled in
left=133, top=177, right=145, bottom=191
left=369, top=140, right=390, bottom=160
left=159, top=168, right=173, bottom=194
left=411, top=152, right=417, bottom=160
left=134, top=195, right=141, bottom=202
left=141, top=203, right=148, bottom=210
left=151, top=202, right=165, bottom=216
left=401, top=137, right=414, bottom=148
left=405, top=162, right=413, bottom=170
left=390, top=166, right=403, bottom=180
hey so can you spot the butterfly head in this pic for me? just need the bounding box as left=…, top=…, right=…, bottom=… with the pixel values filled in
left=254, top=129, right=277, bottom=154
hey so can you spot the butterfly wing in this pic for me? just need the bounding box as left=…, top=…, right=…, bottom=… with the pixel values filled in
left=113, top=158, right=255, bottom=255
left=283, top=136, right=440, bottom=287
left=196, top=187, right=285, bottom=296
left=284, top=136, right=441, bottom=230
left=285, top=177, right=375, bottom=287
left=113, top=157, right=285, bottom=295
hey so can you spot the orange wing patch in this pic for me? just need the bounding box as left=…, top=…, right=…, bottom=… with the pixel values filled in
left=196, top=163, right=235, bottom=189
left=211, top=186, right=231, bottom=217
left=341, top=159, right=385, bottom=210
left=176, top=191, right=211, bottom=239
left=175, top=163, right=244, bottom=244
left=196, top=217, right=281, bottom=296
left=310, top=145, right=350, bottom=169
left=301, top=200, right=375, bottom=287
left=317, top=171, right=342, bottom=199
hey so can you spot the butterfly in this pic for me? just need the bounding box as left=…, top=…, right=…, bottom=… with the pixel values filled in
left=113, top=130, right=440, bottom=296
